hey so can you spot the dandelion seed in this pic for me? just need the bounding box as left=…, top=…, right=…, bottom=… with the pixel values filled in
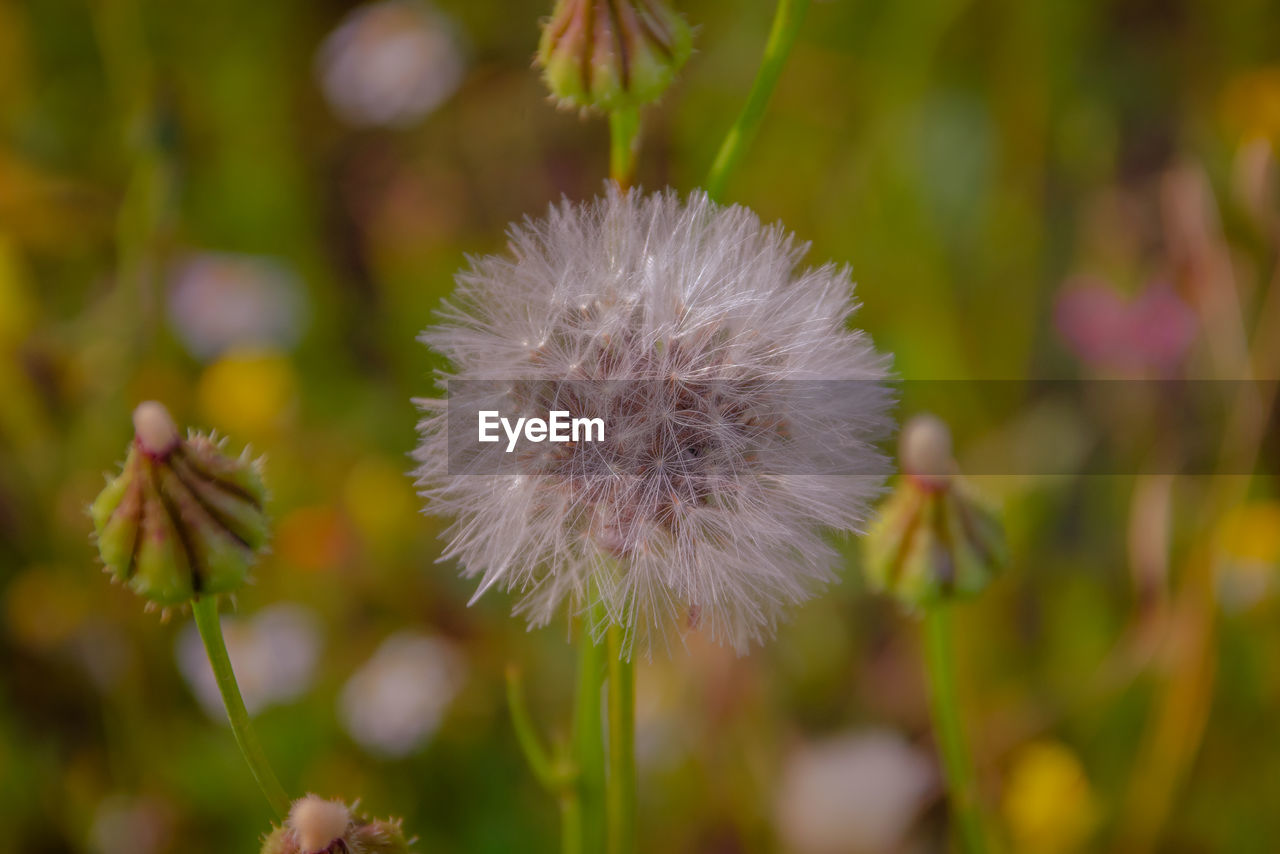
left=415, top=188, right=892, bottom=654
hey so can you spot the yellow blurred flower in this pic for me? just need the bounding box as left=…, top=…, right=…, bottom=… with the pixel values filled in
left=1221, top=67, right=1280, bottom=143
left=1217, top=502, right=1280, bottom=564
left=1002, top=740, right=1098, bottom=854
left=1214, top=502, right=1280, bottom=612
left=4, top=566, right=91, bottom=650
left=196, top=349, right=297, bottom=440
left=343, top=456, right=416, bottom=548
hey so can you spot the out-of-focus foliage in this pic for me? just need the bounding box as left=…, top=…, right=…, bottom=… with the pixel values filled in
left=1, top=0, right=1278, bottom=852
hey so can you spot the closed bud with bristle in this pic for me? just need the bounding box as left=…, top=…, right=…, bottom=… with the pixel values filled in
left=91, top=401, right=269, bottom=605
left=260, top=795, right=413, bottom=854
left=864, top=414, right=1007, bottom=606
left=537, top=0, right=692, bottom=113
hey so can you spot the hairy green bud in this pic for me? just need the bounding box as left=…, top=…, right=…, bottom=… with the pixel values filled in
left=91, top=401, right=269, bottom=605
left=537, top=0, right=692, bottom=112
left=864, top=414, right=1007, bottom=606
left=260, top=795, right=413, bottom=854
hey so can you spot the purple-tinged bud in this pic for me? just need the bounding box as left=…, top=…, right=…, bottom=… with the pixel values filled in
left=864, top=414, right=1006, bottom=606
left=91, top=401, right=269, bottom=605
left=537, top=0, right=692, bottom=113
left=260, top=795, right=413, bottom=854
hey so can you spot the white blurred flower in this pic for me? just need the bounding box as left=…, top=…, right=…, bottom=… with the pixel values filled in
left=317, top=0, right=465, bottom=128
left=167, top=252, right=305, bottom=361
left=339, top=631, right=465, bottom=757
left=176, top=604, right=321, bottom=719
left=89, top=795, right=172, bottom=854
left=774, top=729, right=936, bottom=854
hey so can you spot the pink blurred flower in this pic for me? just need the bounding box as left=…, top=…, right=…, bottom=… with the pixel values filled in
left=1054, top=277, right=1197, bottom=373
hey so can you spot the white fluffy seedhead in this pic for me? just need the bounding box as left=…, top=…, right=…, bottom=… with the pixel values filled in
left=414, top=187, right=893, bottom=655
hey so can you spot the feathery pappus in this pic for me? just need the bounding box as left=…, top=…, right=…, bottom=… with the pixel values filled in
left=415, top=187, right=893, bottom=654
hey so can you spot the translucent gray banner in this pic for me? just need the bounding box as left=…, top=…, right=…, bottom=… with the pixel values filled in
left=430, top=380, right=1278, bottom=476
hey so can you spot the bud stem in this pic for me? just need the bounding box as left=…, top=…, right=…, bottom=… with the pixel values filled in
left=507, top=664, right=585, bottom=854
left=191, top=594, right=292, bottom=819
left=609, top=107, right=641, bottom=190
left=506, top=665, right=565, bottom=790
left=922, top=603, right=990, bottom=854
left=571, top=598, right=608, bottom=853
left=605, top=624, right=636, bottom=854
left=704, top=0, right=812, bottom=202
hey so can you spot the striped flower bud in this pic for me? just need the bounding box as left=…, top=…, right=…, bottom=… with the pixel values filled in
left=537, top=0, right=692, bottom=113
left=864, top=414, right=1007, bottom=606
left=91, top=401, right=269, bottom=606
left=260, top=795, right=412, bottom=854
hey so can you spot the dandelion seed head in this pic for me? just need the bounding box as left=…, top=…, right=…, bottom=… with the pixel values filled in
left=415, top=188, right=892, bottom=654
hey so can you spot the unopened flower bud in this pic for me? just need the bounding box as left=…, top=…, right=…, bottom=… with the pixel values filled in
left=91, top=401, right=269, bottom=605
left=260, top=795, right=412, bottom=854
left=864, top=414, right=1006, bottom=606
left=899, top=412, right=953, bottom=489
left=537, top=0, right=692, bottom=113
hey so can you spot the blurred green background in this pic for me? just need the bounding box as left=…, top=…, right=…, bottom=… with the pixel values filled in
left=2, top=0, right=1279, bottom=852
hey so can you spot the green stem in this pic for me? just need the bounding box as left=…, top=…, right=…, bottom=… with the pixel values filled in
left=506, top=665, right=564, bottom=790
left=559, top=788, right=584, bottom=854
left=609, top=107, right=641, bottom=189
left=923, top=604, right=989, bottom=854
left=571, top=605, right=608, bottom=853
left=606, top=625, right=636, bottom=854
left=704, top=0, right=812, bottom=202
left=506, top=665, right=582, bottom=853
left=191, top=595, right=291, bottom=819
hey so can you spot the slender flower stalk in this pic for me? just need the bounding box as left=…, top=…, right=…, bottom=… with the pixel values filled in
left=506, top=667, right=583, bottom=854
left=506, top=666, right=565, bottom=790
left=606, top=625, right=636, bottom=854
left=571, top=605, right=608, bottom=854
left=705, top=0, right=812, bottom=201
left=192, top=594, right=291, bottom=819
left=922, top=603, right=989, bottom=854
left=609, top=107, right=641, bottom=189
left=559, top=784, right=585, bottom=854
